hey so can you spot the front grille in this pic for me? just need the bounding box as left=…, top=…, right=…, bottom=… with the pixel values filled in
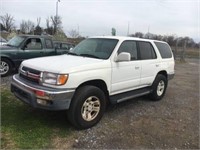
left=22, top=66, right=40, bottom=74
left=19, top=66, right=41, bottom=84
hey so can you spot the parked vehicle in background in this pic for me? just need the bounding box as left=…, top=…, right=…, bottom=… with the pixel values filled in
left=11, top=36, right=175, bottom=129
left=0, top=37, right=7, bottom=45
left=0, top=35, right=68, bottom=77
left=54, top=41, right=75, bottom=53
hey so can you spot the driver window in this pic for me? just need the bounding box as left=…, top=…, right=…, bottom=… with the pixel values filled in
left=24, top=38, right=42, bottom=50
left=118, top=41, right=138, bottom=60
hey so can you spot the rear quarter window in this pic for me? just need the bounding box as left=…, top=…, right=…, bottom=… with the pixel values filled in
left=154, top=42, right=172, bottom=58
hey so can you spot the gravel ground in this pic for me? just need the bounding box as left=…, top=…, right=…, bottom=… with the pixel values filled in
left=1, top=58, right=199, bottom=149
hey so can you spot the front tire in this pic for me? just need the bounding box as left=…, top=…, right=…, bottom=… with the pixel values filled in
left=149, top=74, right=167, bottom=101
left=67, top=86, right=106, bottom=129
left=0, top=58, right=12, bottom=77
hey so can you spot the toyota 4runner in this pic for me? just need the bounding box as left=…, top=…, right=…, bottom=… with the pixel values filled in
left=11, top=36, right=175, bottom=129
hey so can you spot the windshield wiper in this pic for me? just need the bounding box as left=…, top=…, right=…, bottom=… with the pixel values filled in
left=67, top=52, right=79, bottom=56
left=80, top=54, right=100, bottom=59
left=6, top=44, right=15, bottom=47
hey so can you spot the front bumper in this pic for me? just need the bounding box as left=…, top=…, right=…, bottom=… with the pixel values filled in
left=11, top=74, right=75, bottom=110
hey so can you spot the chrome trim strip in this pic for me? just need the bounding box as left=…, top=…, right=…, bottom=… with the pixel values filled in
left=13, top=75, right=75, bottom=94
left=20, top=67, right=40, bottom=79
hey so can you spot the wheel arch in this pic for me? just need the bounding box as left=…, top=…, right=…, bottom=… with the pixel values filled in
left=1, top=57, right=15, bottom=68
left=76, top=79, right=109, bottom=102
left=157, top=70, right=168, bottom=79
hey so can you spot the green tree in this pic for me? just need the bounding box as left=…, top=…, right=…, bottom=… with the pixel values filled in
left=111, top=28, right=116, bottom=36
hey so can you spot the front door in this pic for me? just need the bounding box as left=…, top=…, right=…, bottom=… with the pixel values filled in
left=111, top=40, right=141, bottom=95
left=19, top=38, right=45, bottom=61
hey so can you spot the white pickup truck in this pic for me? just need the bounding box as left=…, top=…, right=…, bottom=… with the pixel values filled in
left=11, top=36, right=175, bottom=129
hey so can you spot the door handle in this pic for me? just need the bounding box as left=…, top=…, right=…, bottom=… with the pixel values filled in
left=156, top=64, right=160, bottom=67
left=135, top=66, right=140, bottom=70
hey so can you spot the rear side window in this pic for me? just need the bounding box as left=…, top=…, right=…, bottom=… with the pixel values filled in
left=154, top=42, right=172, bottom=58
left=45, top=39, right=53, bottom=49
left=138, top=42, right=156, bottom=60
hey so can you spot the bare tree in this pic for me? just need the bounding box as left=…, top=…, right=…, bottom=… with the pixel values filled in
left=20, top=20, right=26, bottom=34
left=34, top=17, right=42, bottom=35
left=0, top=13, right=15, bottom=32
left=26, top=20, right=35, bottom=34
left=46, top=17, right=50, bottom=29
left=135, top=32, right=144, bottom=38
left=167, top=35, right=176, bottom=46
left=180, top=37, right=189, bottom=62
left=20, top=20, right=35, bottom=34
left=44, top=17, right=54, bottom=35
left=50, top=15, right=62, bottom=34
left=68, top=29, right=79, bottom=38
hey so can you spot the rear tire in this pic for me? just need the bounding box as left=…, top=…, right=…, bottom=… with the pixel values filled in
left=0, top=58, right=12, bottom=77
left=67, top=85, right=106, bottom=129
left=149, top=74, right=167, bottom=101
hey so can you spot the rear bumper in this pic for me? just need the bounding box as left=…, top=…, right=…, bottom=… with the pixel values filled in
left=11, top=74, right=75, bottom=110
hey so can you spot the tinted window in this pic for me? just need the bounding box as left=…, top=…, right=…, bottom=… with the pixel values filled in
left=138, top=42, right=156, bottom=60
left=118, top=41, right=138, bottom=60
left=45, top=39, right=53, bottom=49
left=154, top=42, right=172, bottom=58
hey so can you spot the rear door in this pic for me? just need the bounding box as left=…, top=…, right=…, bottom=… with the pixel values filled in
left=44, top=39, right=56, bottom=56
left=138, top=41, right=158, bottom=86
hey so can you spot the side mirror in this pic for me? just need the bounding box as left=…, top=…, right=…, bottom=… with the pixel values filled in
left=21, top=45, right=27, bottom=50
left=69, top=47, right=73, bottom=51
left=115, top=52, right=131, bottom=62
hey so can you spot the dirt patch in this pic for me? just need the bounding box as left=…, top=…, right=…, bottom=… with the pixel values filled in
left=1, top=132, right=16, bottom=149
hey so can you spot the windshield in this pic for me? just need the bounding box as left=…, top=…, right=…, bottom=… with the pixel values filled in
left=7, top=36, right=25, bottom=47
left=70, top=38, right=118, bottom=59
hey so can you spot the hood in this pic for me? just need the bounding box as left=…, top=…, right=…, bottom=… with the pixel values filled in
left=0, top=45, right=16, bottom=50
left=22, top=54, right=108, bottom=74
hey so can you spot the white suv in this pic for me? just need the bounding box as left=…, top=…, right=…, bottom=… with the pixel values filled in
left=11, top=36, right=175, bottom=129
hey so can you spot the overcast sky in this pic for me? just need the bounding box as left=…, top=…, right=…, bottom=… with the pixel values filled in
left=1, top=0, right=199, bottom=42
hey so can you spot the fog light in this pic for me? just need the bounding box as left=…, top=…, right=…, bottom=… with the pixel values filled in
left=37, top=99, right=48, bottom=105
left=35, top=90, right=45, bottom=96
left=35, top=90, right=50, bottom=100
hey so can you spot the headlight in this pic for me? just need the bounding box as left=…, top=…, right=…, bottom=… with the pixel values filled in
left=41, top=72, right=68, bottom=85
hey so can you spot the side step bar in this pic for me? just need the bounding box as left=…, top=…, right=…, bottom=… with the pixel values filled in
left=109, top=87, right=152, bottom=104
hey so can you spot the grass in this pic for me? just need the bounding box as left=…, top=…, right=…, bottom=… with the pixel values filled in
left=1, top=88, right=74, bottom=149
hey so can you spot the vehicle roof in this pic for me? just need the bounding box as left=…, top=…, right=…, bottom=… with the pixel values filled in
left=53, top=41, right=73, bottom=44
left=89, top=36, right=167, bottom=44
left=18, top=34, right=53, bottom=39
